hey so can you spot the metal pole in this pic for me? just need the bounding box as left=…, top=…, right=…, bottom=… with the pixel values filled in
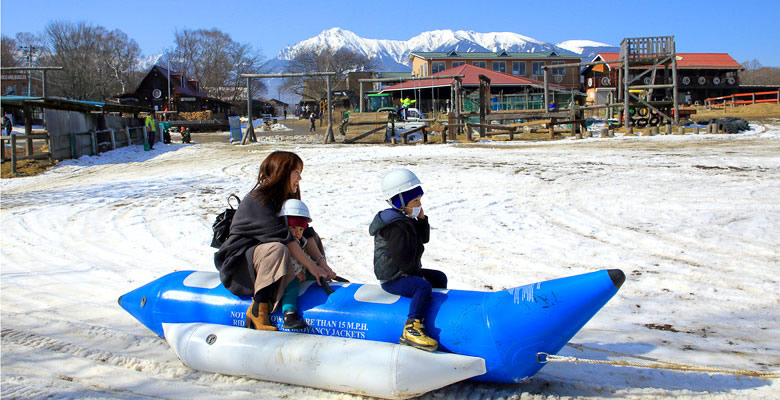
left=325, top=76, right=334, bottom=143
left=544, top=68, right=550, bottom=114
left=27, top=48, right=32, bottom=96
left=359, top=81, right=364, bottom=113
left=167, top=60, right=171, bottom=107
left=671, top=42, right=679, bottom=125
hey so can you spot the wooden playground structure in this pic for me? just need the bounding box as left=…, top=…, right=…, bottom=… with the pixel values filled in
left=332, top=36, right=690, bottom=144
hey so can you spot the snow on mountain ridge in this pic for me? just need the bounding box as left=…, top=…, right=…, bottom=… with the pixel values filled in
left=276, top=28, right=609, bottom=72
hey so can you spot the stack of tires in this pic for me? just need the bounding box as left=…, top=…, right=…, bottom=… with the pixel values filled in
left=696, top=117, right=750, bottom=133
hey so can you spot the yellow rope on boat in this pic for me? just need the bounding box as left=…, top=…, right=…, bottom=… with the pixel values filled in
left=536, top=343, right=779, bottom=379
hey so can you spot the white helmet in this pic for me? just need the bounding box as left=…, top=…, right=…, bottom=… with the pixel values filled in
left=381, top=168, right=422, bottom=201
left=278, top=199, right=312, bottom=221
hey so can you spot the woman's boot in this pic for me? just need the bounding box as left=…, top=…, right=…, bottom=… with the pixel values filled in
left=283, top=311, right=308, bottom=330
left=245, top=300, right=277, bottom=331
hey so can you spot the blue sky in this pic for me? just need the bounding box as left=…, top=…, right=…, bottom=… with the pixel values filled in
left=2, top=0, right=779, bottom=67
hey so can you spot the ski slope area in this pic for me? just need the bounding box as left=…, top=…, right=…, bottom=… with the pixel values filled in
left=2, top=124, right=779, bottom=399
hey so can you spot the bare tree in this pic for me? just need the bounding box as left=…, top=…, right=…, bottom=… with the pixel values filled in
left=1, top=35, right=20, bottom=68
left=104, top=29, right=141, bottom=94
left=167, top=28, right=266, bottom=102
left=281, top=48, right=378, bottom=101
left=41, top=20, right=140, bottom=100
left=741, top=59, right=763, bottom=71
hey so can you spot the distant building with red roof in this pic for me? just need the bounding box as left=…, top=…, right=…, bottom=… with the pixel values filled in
left=582, top=53, right=744, bottom=105
left=379, top=64, right=574, bottom=112
left=115, top=65, right=234, bottom=117
left=409, top=49, right=581, bottom=91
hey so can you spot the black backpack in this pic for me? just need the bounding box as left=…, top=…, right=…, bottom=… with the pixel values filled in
left=210, top=194, right=241, bottom=248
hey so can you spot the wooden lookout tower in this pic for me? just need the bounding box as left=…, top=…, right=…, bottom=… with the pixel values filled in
left=618, top=36, right=680, bottom=127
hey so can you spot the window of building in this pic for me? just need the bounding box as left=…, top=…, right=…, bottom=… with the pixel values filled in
left=472, top=61, right=486, bottom=69
left=512, top=61, right=526, bottom=75
left=453, top=61, right=465, bottom=67
left=419, top=64, right=427, bottom=77
left=532, top=61, right=545, bottom=76
left=552, top=61, right=565, bottom=75
left=492, top=61, right=506, bottom=73
left=432, top=61, right=446, bottom=74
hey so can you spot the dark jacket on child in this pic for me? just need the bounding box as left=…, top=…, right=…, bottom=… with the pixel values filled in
left=369, top=208, right=429, bottom=282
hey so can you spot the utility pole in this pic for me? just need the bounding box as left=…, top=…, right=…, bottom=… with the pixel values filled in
left=18, top=45, right=40, bottom=96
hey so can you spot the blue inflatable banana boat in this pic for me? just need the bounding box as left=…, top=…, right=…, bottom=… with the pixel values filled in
left=119, top=268, right=624, bottom=384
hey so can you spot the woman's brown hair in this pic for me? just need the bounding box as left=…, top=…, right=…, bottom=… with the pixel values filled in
left=251, top=151, right=303, bottom=211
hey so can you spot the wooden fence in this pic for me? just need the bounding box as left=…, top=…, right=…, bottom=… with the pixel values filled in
left=0, top=134, right=51, bottom=174
left=705, top=90, right=780, bottom=109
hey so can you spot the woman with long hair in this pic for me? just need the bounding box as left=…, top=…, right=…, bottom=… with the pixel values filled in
left=215, top=151, right=336, bottom=330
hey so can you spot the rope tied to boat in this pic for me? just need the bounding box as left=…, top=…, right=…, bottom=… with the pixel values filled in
left=537, top=343, right=779, bottom=379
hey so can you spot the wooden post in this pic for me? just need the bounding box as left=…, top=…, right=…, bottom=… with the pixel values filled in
left=752, top=93, right=756, bottom=104
left=125, top=127, right=132, bottom=146
left=109, top=129, right=116, bottom=150
left=608, top=129, right=614, bottom=137
left=455, top=78, right=462, bottom=136
left=1, top=136, right=5, bottom=161
left=69, top=132, right=76, bottom=158
left=707, top=123, right=713, bottom=134
left=600, top=127, right=608, bottom=138
left=549, top=118, right=555, bottom=139
left=422, top=127, right=428, bottom=144
left=242, top=77, right=254, bottom=145
left=509, top=128, right=515, bottom=141
left=442, top=127, right=447, bottom=144
left=11, top=135, right=17, bottom=175
left=623, top=54, right=630, bottom=128
left=569, top=104, right=577, bottom=136
left=478, top=75, right=488, bottom=139
left=694, top=126, right=700, bottom=135
left=24, top=105, right=33, bottom=156
left=665, top=124, right=672, bottom=135
left=90, top=131, right=98, bottom=155
left=672, top=52, right=679, bottom=125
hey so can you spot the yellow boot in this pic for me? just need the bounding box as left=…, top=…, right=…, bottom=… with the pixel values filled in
left=245, top=300, right=277, bottom=331
left=399, top=318, right=438, bottom=352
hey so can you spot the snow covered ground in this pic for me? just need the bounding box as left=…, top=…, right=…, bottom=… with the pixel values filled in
left=2, top=123, right=779, bottom=399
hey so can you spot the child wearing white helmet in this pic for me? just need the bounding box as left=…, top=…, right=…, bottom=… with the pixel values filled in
left=368, top=168, right=448, bottom=352
left=277, top=198, right=318, bottom=330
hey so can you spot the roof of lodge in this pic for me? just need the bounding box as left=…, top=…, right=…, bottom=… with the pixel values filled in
left=380, top=63, right=568, bottom=93
left=593, top=53, right=743, bottom=70
left=410, top=49, right=580, bottom=61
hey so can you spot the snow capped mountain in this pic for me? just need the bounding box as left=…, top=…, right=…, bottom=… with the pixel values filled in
left=555, top=40, right=620, bottom=62
left=138, top=53, right=163, bottom=73
left=275, top=28, right=609, bottom=72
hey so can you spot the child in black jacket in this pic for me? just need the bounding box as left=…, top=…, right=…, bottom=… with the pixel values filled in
left=368, top=169, right=447, bottom=351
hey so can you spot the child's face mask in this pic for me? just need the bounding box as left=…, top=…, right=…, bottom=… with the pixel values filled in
left=408, top=207, right=422, bottom=218
left=404, top=196, right=423, bottom=218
